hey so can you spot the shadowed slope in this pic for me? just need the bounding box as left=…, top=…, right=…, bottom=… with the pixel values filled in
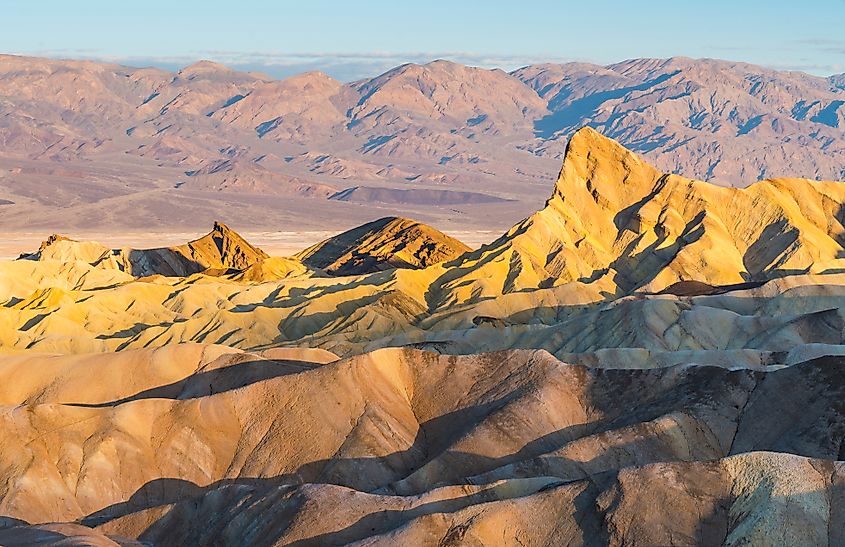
left=125, top=221, right=270, bottom=276
left=22, top=222, right=271, bottom=277
left=0, top=348, right=842, bottom=543
left=434, top=127, right=845, bottom=302
left=295, top=216, right=470, bottom=275
left=6, top=130, right=845, bottom=355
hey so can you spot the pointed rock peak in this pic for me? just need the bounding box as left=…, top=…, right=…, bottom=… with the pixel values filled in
left=562, top=126, right=642, bottom=168
left=39, top=233, right=73, bottom=252
left=552, top=127, right=663, bottom=210
left=208, top=221, right=257, bottom=246
left=185, top=222, right=268, bottom=271
left=191, top=221, right=263, bottom=254
left=295, top=216, right=470, bottom=275
left=211, top=220, right=230, bottom=233
left=18, top=234, right=74, bottom=260
left=20, top=233, right=112, bottom=263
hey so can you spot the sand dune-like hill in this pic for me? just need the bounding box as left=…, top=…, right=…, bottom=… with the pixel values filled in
left=295, top=216, right=471, bottom=275
left=0, top=346, right=843, bottom=544
left=25, top=221, right=270, bottom=277
left=3, top=129, right=845, bottom=543
left=5, top=130, right=845, bottom=356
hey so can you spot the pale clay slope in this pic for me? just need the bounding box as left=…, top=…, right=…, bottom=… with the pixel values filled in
left=2, top=129, right=845, bottom=544
left=3, top=128, right=845, bottom=359
left=0, top=346, right=843, bottom=544
left=27, top=221, right=270, bottom=277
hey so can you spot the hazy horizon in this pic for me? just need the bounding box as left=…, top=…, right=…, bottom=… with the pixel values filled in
left=6, top=0, right=845, bottom=80
left=8, top=51, right=843, bottom=84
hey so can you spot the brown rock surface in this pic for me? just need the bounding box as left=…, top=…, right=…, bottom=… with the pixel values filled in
left=295, top=216, right=471, bottom=275
left=0, top=347, right=842, bottom=544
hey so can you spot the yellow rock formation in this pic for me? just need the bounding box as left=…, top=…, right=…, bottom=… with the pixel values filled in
left=1, top=128, right=845, bottom=543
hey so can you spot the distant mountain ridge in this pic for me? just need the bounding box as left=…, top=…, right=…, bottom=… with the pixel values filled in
left=0, top=54, right=843, bottom=231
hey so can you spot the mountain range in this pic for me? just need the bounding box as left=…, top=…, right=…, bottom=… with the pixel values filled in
left=2, top=129, right=845, bottom=543
left=0, top=54, right=843, bottom=233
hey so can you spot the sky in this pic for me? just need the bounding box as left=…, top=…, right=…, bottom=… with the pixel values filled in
left=3, top=0, right=845, bottom=81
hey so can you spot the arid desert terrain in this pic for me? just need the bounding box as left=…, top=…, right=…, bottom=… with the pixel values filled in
left=1, top=126, right=844, bottom=544
left=0, top=54, right=844, bottom=237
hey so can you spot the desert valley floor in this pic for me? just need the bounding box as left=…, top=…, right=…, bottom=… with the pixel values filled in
left=1, top=128, right=845, bottom=545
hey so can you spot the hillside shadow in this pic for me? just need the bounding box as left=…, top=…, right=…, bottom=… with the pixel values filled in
left=56, top=351, right=845, bottom=544
left=125, top=248, right=204, bottom=278
left=610, top=209, right=707, bottom=292
left=534, top=70, right=681, bottom=139
left=401, top=283, right=845, bottom=361
left=66, top=358, right=319, bottom=408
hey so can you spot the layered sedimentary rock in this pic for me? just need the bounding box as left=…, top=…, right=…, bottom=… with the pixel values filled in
left=295, top=216, right=470, bottom=275
left=5, top=129, right=845, bottom=357
left=0, top=347, right=843, bottom=544
left=24, top=221, right=270, bottom=277
left=1, top=129, right=845, bottom=544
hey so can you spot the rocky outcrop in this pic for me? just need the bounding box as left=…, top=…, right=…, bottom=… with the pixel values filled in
left=20, top=222, right=271, bottom=277
left=295, top=216, right=470, bottom=275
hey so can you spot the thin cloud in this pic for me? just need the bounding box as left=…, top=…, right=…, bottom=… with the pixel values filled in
left=9, top=49, right=843, bottom=80
left=765, top=61, right=845, bottom=75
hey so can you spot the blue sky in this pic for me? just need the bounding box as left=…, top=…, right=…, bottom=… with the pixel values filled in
left=4, top=0, right=845, bottom=80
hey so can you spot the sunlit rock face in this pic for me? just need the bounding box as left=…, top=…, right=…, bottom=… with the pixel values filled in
left=1, top=129, right=845, bottom=544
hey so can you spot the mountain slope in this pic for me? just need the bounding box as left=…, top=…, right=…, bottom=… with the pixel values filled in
left=2, top=55, right=844, bottom=231
left=7, top=129, right=845, bottom=355
left=441, top=126, right=845, bottom=299
left=184, top=159, right=337, bottom=197
left=1, top=127, right=845, bottom=543
left=0, top=346, right=843, bottom=544
left=515, top=57, right=845, bottom=183
left=296, top=216, right=470, bottom=275
left=26, top=221, right=271, bottom=277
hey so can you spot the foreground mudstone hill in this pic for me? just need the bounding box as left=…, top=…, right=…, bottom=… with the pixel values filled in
left=1, top=128, right=845, bottom=544
left=4, top=128, right=845, bottom=356
left=0, top=346, right=843, bottom=545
